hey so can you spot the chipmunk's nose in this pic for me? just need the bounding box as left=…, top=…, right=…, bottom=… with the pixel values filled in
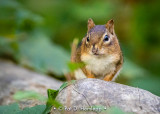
left=92, top=44, right=98, bottom=54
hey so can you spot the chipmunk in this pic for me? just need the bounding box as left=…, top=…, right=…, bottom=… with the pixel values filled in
left=71, top=18, right=123, bottom=81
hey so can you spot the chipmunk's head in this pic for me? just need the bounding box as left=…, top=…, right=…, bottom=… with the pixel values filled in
left=82, top=18, right=120, bottom=57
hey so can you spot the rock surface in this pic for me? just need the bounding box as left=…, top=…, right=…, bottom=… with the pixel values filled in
left=56, top=79, right=160, bottom=114
left=0, top=60, right=63, bottom=108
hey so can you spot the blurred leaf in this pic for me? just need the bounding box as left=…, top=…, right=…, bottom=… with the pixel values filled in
left=0, top=0, right=20, bottom=8
left=67, top=62, right=85, bottom=72
left=121, top=58, right=160, bottom=97
left=0, top=37, right=19, bottom=58
left=0, top=103, right=20, bottom=114
left=0, top=103, right=46, bottom=114
left=129, top=76, right=160, bottom=96
left=106, top=107, right=127, bottom=114
left=18, top=105, right=46, bottom=114
left=71, top=1, right=116, bottom=20
left=18, top=33, right=70, bottom=77
left=16, top=9, right=43, bottom=32
left=121, top=58, right=147, bottom=79
left=13, top=91, right=47, bottom=101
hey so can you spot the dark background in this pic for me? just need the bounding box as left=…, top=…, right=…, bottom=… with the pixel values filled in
left=0, top=0, right=160, bottom=96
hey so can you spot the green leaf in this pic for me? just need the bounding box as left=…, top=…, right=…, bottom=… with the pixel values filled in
left=59, top=82, right=68, bottom=91
left=129, top=76, right=160, bottom=96
left=121, top=58, right=147, bottom=79
left=0, top=37, right=19, bottom=58
left=0, top=103, right=47, bottom=114
left=106, top=107, right=127, bottom=114
left=44, top=81, right=76, bottom=113
left=59, top=80, right=76, bottom=91
left=46, top=80, right=76, bottom=106
left=17, top=105, right=46, bottom=114
left=0, top=103, right=20, bottom=114
left=47, top=89, right=59, bottom=100
left=68, top=62, right=85, bottom=72
left=18, top=33, right=70, bottom=77
left=46, top=89, right=62, bottom=107
left=71, top=1, right=116, bottom=20
left=13, top=91, right=47, bottom=101
left=44, top=89, right=62, bottom=114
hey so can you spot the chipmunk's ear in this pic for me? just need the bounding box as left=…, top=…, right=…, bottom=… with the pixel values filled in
left=88, top=18, right=95, bottom=32
left=106, top=19, right=114, bottom=35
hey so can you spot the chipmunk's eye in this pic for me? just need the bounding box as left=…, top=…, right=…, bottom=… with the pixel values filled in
left=87, top=37, right=90, bottom=42
left=104, top=35, right=109, bottom=42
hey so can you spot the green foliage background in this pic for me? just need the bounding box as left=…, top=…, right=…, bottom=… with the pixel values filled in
left=0, top=0, right=160, bottom=96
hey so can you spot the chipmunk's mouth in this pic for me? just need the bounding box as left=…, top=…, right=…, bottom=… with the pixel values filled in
left=92, top=53, right=105, bottom=57
left=92, top=51, right=99, bottom=55
left=93, top=53, right=99, bottom=56
left=90, top=50, right=105, bottom=56
left=93, top=53, right=99, bottom=55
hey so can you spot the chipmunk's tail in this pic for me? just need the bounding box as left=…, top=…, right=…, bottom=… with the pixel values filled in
left=71, top=38, right=79, bottom=62
left=65, top=39, right=79, bottom=81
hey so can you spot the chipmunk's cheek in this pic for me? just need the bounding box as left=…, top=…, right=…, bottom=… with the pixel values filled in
left=88, top=49, right=93, bottom=55
left=99, top=48, right=105, bottom=55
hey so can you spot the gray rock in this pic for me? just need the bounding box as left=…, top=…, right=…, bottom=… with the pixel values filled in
left=0, top=60, right=63, bottom=108
left=56, top=79, right=160, bottom=114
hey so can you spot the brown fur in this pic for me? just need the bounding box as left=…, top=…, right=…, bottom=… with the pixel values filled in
left=72, top=19, right=123, bottom=81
